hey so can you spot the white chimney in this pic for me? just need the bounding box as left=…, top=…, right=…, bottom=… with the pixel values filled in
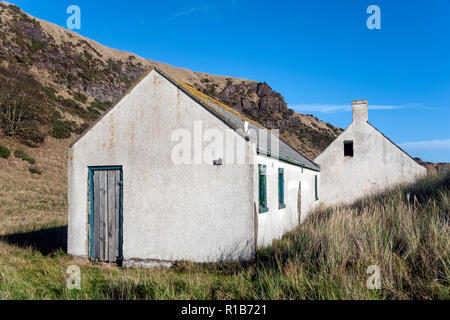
left=352, top=100, right=368, bottom=123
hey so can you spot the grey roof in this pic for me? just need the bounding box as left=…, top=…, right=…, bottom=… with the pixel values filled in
left=156, top=69, right=320, bottom=171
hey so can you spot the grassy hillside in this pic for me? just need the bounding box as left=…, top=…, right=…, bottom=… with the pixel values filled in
left=0, top=2, right=342, bottom=159
left=0, top=168, right=448, bottom=299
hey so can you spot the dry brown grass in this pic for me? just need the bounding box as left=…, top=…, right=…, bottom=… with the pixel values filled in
left=0, top=135, right=69, bottom=235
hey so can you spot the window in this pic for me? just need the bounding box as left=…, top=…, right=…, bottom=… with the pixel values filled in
left=258, top=164, right=268, bottom=213
left=315, top=175, right=319, bottom=201
left=344, top=140, right=354, bottom=157
left=278, top=168, right=286, bottom=209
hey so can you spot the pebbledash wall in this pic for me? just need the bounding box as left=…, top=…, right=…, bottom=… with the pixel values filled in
left=315, top=100, right=426, bottom=206
left=68, top=69, right=320, bottom=267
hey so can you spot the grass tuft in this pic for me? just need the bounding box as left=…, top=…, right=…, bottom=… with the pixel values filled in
left=0, top=145, right=10, bottom=159
left=14, top=149, right=36, bottom=164
left=28, top=167, right=43, bottom=175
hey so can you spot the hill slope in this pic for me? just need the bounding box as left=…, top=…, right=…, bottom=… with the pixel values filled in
left=0, top=2, right=342, bottom=158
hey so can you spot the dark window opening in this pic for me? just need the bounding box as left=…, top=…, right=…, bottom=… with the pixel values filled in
left=344, top=140, right=354, bottom=157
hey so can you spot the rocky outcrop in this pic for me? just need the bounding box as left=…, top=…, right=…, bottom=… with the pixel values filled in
left=213, top=81, right=342, bottom=158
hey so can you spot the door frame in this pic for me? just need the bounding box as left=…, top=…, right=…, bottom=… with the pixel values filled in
left=88, top=166, right=123, bottom=262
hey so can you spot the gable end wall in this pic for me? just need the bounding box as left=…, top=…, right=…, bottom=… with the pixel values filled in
left=315, top=121, right=426, bottom=206
left=68, top=70, right=255, bottom=264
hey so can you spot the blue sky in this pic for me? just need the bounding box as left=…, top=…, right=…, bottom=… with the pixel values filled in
left=10, top=0, right=450, bottom=162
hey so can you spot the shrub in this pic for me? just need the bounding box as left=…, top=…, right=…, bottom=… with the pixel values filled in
left=90, top=99, right=111, bottom=111
left=52, top=109, right=63, bottom=121
left=29, top=39, right=46, bottom=53
left=29, top=167, right=43, bottom=175
left=51, top=120, right=74, bottom=139
left=14, top=149, right=36, bottom=164
left=73, top=91, right=88, bottom=103
left=42, top=86, right=57, bottom=101
left=18, top=121, right=46, bottom=147
left=59, top=97, right=79, bottom=110
left=14, top=149, right=26, bottom=158
left=86, top=106, right=101, bottom=117
left=0, top=145, right=11, bottom=159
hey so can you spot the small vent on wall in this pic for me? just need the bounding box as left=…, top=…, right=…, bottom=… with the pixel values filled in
left=213, top=158, right=223, bottom=166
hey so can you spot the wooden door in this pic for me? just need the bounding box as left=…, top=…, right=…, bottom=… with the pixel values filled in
left=89, top=167, right=122, bottom=263
left=297, top=181, right=302, bottom=223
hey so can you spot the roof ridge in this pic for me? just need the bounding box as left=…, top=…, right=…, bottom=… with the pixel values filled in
left=153, top=67, right=265, bottom=130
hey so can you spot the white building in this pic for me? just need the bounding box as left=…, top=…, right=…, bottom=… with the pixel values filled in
left=67, top=68, right=321, bottom=267
left=315, top=100, right=426, bottom=206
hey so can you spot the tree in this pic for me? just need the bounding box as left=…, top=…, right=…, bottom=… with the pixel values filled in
left=0, top=65, right=47, bottom=143
left=0, top=78, right=28, bottom=136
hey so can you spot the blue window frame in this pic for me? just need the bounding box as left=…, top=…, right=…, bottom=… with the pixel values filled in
left=315, top=175, right=319, bottom=201
left=258, top=164, right=268, bottom=213
left=278, top=168, right=286, bottom=209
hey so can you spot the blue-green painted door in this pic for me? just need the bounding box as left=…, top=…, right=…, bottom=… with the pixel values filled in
left=89, top=166, right=123, bottom=263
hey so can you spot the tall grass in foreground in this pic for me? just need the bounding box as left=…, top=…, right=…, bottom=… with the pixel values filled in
left=0, top=170, right=448, bottom=299
left=255, top=170, right=449, bottom=299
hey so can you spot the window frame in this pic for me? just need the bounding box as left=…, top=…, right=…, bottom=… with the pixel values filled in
left=258, top=164, right=269, bottom=213
left=315, top=175, right=319, bottom=201
left=278, top=168, right=286, bottom=209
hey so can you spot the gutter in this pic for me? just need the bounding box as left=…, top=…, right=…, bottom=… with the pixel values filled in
left=257, top=148, right=321, bottom=172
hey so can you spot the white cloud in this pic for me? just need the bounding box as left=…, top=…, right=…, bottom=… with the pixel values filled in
left=290, top=102, right=439, bottom=114
left=400, top=139, right=450, bottom=151
left=290, top=104, right=406, bottom=114
left=168, top=1, right=239, bottom=21
left=168, top=4, right=210, bottom=21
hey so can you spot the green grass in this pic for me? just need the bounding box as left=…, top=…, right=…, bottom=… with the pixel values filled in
left=0, top=170, right=448, bottom=300
left=0, top=145, right=11, bottom=159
